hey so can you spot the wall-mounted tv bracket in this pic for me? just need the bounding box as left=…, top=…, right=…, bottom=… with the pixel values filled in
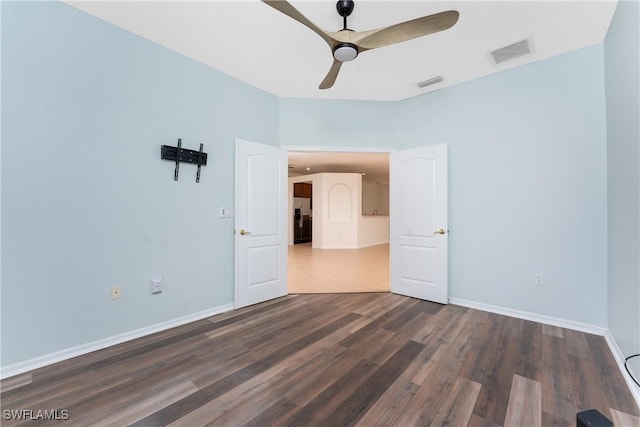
left=161, top=138, right=208, bottom=183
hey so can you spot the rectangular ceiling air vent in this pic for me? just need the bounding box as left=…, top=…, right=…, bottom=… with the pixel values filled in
left=490, top=38, right=533, bottom=65
left=416, top=75, right=443, bottom=89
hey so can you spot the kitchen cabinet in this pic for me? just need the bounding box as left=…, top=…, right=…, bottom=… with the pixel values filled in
left=294, top=183, right=312, bottom=198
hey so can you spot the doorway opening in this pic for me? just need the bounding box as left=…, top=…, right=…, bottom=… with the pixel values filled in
left=234, top=139, right=448, bottom=308
left=286, top=148, right=391, bottom=294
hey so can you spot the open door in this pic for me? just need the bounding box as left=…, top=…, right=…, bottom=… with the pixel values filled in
left=235, top=139, right=288, bottom=309
left=390, top=144, right=448, bottom=304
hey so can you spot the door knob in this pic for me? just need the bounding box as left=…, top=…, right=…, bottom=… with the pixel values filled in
left=434, top=228, right=447, bottom=235
left=240, top=229, right=251, bottom=236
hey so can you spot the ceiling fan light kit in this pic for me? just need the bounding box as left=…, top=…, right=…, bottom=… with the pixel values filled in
left=262, top=0, right=459, bottom=90
left=333, top=43, right=358, bottom=62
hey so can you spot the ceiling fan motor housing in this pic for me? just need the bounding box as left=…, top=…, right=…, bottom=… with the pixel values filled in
left=336, top=0, right=355, bottom=17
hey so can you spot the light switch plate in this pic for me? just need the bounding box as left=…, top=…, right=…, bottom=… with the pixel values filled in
left=150, top=278, right=162, bottom=294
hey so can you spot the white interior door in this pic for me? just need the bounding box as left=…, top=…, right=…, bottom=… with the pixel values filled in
left=235, top=139, right=288, bottom=309
left=390, top=144, right=448, bottom=304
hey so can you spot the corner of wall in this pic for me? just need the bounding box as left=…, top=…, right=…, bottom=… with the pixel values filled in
left=604, top=330, right=640, bottom=409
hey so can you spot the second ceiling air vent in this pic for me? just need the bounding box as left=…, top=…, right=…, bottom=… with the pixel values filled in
left=489, top=38, right=534, bottom=65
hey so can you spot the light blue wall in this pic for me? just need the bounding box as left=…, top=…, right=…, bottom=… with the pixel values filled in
left=281, top=45, right=609, bottom=327
left=397, top=46, right=608, bottom=326
left=280, top=99, right=396, bottom=148
left=605, top=0, right=640, bottom=376
left=1, top=1, right=279, bottom=366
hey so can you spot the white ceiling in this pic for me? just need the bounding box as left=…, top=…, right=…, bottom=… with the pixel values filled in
left=63, top=0, right=616, bottom=178
left=65, top=0, right=617, bottom=102
left=289, top=151, right=390, bottom=183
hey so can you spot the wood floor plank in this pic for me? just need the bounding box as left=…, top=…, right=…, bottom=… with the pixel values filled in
left=284, top=323, right=400, bottom=408
left=504, top=374, right=542, bottom=427
left=285, top=340, right=425, bottom=427
left=0, top=373, right=32, bottom=393
left=85, top=380, right=199, bottom=427
left=542, top=324, right=565, bottom=338
left=514, top=319, right=543, bottom=381
left=49, top=355, right=202, bottom=427
left=467, top=414, right=503, bottom=427
left=610, top=408, right=640, bottom=427
left=542, top=410, right=573, bottom=427
left=568, top=353, right=612, bottom=418
left=2, top=293, right=638, bottom=427
left=166, top=398, right=227, bottom=427
left=283, top=359, right=381, bottom=426
left=130, top=313, right=360, bottom=426
left=192, top=300, right=354, bottom=388
left=352, top=292, right=406, bottom=317
left=353, top=378, right=420, bottom=427
left=584, top=333, right=640, bottom=415
left=327, top=340, right=425, bottom=426
left=363, top=330, right=408, bottom=366
left=429, top=306, right=485, bottom=363
left=212, top=351, right=348, bottom=426
left=430, top=376, right=482, bottom=427
left=394, top=314, right=480, bottom=426
left=410, top=303, right=468, bottom=345
left=241, top=397, right=300, bottom=427
left=403, top=306, right=483, bottom=386
left=180, top=312, right=369, bottom=426
left=542, top=334, right=577, bottom=422
left=377, top=298, right=424, bottom=332
left=563, top=328, right=592, bottom=359
left=461, top=314, right=519, bottom=425
left=203, top=298, right=309, bottom=340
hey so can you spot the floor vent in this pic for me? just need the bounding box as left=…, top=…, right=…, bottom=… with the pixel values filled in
left=489, top=38, right=533, bottom=65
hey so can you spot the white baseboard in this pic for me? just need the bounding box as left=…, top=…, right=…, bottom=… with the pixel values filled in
left=604, top=331, right=640, bottom=410
left=0, top=303, right=234, bottom=380
left=448, top=297, right=607, bottom=335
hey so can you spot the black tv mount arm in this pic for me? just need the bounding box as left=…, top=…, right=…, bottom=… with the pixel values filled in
left=161, top=138, right=208, bottom=183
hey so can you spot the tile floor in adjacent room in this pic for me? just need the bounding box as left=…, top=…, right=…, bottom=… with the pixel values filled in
left=288, top=243, right=390, bottom=294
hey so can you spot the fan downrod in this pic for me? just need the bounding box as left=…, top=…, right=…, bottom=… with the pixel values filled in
left=336, top=0, right=355, bottom=30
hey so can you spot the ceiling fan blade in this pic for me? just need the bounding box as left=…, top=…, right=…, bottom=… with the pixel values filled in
left=353, top=10, right=459, bottom=51
left=319, top=60, right=343, bottom=90
left=262, top=1, right=335, bottom=47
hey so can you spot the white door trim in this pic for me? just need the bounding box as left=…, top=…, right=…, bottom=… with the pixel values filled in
left=283, top=146, right=395, bottom=154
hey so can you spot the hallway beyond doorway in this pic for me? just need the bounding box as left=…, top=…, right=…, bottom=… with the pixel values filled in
left=288, top=243, right=389, bottom=293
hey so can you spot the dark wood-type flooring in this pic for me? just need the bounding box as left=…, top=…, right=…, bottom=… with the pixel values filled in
left=2, top=293, right=639, bottom=426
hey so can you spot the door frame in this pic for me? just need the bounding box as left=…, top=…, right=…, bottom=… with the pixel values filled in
left=235, top=143, right=449, bottom=305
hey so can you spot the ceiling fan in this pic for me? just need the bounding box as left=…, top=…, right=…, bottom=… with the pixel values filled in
left=262, top=0, right=459, bottom=89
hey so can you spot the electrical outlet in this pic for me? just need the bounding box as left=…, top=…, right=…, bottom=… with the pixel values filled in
left=111, top=285, right=122, bottom=300
left=150, top=278, right=162, bottom=294
left=535, top=274, right=544, bottom=286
